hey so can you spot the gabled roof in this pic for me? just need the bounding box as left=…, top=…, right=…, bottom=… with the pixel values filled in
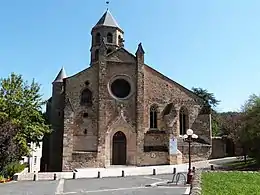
left=94, top=9, right=121, bottom=29
left=53, top=67, right=67, bottom=83
left=144, top=65, right=205, bottom=104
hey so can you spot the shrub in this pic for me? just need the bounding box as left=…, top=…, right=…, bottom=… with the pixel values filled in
left=0, top=175, right=5, bottom=181
left=1, top=162, right=26, bottom=178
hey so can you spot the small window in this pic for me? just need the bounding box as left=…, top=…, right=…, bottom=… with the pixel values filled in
left=83, top=113, right=89, bottom=118
left=179, top=107, right=188, bottom=135
left=94, top=49, right=99, bottom=61
left=84, top=129, right=87, bottom=134
left=80, top=88, right=92, bottom=106
left=107, top=33, right=113, bottom=43
left=85, top=80, right=90, bottom=86
left=95, top=33, right=101, bottom=44
left=34, top=156, right=37, bottom=165
left=150, top=105, right=158, bottom=129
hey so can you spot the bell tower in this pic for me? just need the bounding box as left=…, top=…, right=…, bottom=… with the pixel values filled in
left=90, top=9, right=124, bottom=65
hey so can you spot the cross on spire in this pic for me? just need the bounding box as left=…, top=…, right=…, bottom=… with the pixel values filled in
left=106, top=1, right=109, bottom=10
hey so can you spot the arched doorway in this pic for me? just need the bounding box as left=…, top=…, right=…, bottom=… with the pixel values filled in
left=112, top=131, right=127, bottom=165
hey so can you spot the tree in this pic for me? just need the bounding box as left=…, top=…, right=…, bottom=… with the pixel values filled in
left=0, top=121, right=21, bottom=171
left=192, top=87, right=221, bottom=136
left=192, top=87, right=220, bottom=108
left=0, top=73, right=50, bottom=157
left=238, top=94, right=260, bottom=163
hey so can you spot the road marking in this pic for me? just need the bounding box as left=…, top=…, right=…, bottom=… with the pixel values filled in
left=61, top=186, right=146, bottom=194
left=143, top=176, right=165, bottom=181
left=55, top=179, right=64, bottom=195
left=184, top=187, right=190, bottom=194
left=146, top=180, right=169, bottom=187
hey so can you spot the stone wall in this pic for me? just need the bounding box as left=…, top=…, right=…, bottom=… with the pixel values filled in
left=63, top=65, right=99, bottom=170
left=211, top=137, right=226, bottom=159
left=143, top=65, right=212, bottom=164
left=140, top=152, right=169, bottom=166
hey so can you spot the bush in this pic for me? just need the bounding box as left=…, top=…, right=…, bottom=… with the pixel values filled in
left=0, top=175, right=5, bottom=181
left=1, top=162, right=26, bottom=178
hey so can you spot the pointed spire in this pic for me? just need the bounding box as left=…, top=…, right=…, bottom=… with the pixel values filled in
left=53, top=67, right=67, bottom=83
left=136, top=43, right=145, bottom=55
left=94, top=9, right=121, bottom=29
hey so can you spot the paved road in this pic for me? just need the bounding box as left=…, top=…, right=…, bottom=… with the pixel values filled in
left=0, top=157, right=239, bottom=195
left=0, top=174, right=188, bottom=195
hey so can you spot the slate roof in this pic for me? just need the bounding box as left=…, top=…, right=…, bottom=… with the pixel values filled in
left=94, top=9, right=121, bottom=29
left=53, top=67, right=67, bottom=83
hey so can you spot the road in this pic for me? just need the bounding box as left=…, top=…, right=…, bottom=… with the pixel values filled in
left=0, top=157, right=239, bottom=195
left=0, top=173, right=188, bottom=195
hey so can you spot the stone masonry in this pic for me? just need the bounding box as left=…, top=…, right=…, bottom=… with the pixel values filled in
left=41, top=9, right=212, bottom=172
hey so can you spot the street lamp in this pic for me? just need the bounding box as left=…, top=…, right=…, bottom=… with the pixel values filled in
left=183, top=129, right=198, bottom=184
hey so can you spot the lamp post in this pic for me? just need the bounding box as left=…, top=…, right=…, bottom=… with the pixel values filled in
left=183, top=129, right=198, bottom=184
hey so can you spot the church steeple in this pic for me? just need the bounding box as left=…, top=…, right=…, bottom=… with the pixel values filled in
left=90, top=9, right=124, bottom=65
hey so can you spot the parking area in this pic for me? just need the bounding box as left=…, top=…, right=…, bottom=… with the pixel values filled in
left=0, top=173, right=188, bottom=195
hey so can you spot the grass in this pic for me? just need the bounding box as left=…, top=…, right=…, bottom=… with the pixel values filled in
left=201, top=172, right=260, bottom=195
left=223, top=159, right=258, bottom=170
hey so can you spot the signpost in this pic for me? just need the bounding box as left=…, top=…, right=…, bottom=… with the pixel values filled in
left=169, top=137, right=177, bottom=155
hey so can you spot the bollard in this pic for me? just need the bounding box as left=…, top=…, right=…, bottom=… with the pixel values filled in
left=122, top=170, right=125, bottom=177
left=153, top=168, right=156, bottom=175
left=73, top=172, right=76, bottom=179
left=54, top=173, right=57, bottom=180
left=173, top=167, right=176, bottom=174
left=210, top=165, right=214, bottom=170
left=33, top=172, right=37, bottom=181
left=97, top=171, right=101, bottom=178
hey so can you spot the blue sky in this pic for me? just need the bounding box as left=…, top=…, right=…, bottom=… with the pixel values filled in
left=1, top=0, right=260, bottom=112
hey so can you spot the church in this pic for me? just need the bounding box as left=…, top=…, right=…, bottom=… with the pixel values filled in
left=41, top=9, right=212, bottom=172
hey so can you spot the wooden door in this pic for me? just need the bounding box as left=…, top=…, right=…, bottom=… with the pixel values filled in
left=112, top=131, right=126, bottom=165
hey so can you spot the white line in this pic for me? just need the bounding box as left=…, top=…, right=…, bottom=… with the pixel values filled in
left=62, top=186, right=146, bottom=194
left=55, top=179, right=64, bottom=195
left=148, top=180, right=168, bottom=187
left=143, top=176, right=165, bottom=181
left=184, top=187, right=190, bottom=194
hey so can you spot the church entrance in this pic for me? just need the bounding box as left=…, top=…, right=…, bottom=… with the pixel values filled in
left=112, top=131, right=126, bottom=165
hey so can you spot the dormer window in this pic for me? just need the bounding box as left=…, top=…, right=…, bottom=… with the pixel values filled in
left=107, top=33, right=113, bottom=43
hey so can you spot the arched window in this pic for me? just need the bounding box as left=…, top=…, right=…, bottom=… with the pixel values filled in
left=179, top=107, right=188, bottom=135
left=94, top=49, right=99, bottom=61
left=150, top=105, right=158, bottom=129
left=107, top=33, right=113, bottom=43
left=95, top=33, right=101, bottom=44
left=80, top=88, right=92, bottom=106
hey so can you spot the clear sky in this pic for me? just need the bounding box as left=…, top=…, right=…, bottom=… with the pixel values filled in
left=1, top=0, right=260, bottom=112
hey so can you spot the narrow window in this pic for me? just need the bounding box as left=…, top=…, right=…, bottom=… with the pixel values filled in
left=34, top=156, right=37, bottom=165
left=179, top=107, right=188, bottom=135
left=95, top=33, right=101, bottom=44
left=80, top=88, right=92, bottom=106
left=107, top=33, right=113, bottom=43
left=94, top=49, right=99, bottom=61
left=150, top=105, right=158, bottom=129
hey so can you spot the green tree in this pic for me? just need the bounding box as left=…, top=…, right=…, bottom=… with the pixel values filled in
left=239, top=94, right=260, bottom=163
left=0, top=73, right=50, bottom=157
left=192, top=87, right=220, bottom=108
left=192, top=87, right=221, bottom=136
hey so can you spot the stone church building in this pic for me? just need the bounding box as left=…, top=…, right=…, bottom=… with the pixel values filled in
left=41, top=9, right=212, bottom=172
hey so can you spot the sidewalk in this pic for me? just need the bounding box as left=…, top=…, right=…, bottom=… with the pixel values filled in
left=14, top=157, right=238, bottom=181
